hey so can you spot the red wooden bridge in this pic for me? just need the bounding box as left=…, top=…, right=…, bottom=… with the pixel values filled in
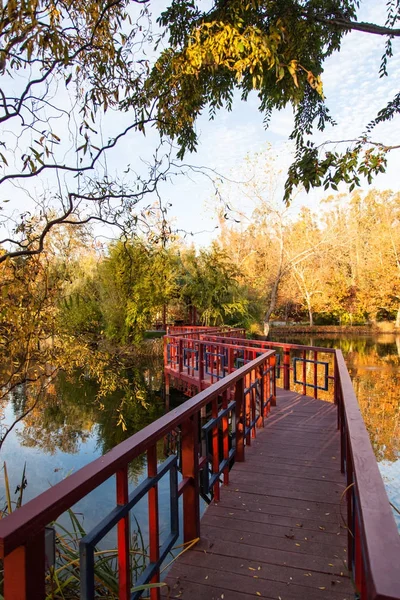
left=0, top=327, right=399, bottom=599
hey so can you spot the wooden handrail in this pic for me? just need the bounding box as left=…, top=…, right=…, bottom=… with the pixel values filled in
left=335, top=350, right=400, bottom=599
left=201, top=333, right=337, bottom=354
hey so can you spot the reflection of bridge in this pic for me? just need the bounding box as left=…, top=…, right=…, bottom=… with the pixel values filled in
left=0, top=327, right=399, bottom=600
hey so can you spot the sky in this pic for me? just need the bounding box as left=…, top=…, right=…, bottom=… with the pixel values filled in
left=2, top=0, right=400, bottom=250
left=155, top=0, right=400, bottom=245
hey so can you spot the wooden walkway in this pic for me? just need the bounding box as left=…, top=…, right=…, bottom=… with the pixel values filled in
left=163, top=390, right=353, bottom=600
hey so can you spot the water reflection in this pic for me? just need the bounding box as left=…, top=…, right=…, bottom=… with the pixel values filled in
left=13, top=361, right=165, bottom=457
left=271, top=333, right=400, bottom=463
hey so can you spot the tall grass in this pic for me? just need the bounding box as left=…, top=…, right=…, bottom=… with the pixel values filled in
left=0, top=463, right=168, bottom=599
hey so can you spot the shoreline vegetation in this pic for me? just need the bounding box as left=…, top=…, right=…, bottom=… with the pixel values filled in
left=267, top=322, right=400, bottom=335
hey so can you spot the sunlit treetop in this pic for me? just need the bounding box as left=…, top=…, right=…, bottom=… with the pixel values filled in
left=145, top=0, right=400, bottom=202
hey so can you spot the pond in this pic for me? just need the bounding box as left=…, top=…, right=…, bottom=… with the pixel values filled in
left=1, top=333, right=399, bottom=549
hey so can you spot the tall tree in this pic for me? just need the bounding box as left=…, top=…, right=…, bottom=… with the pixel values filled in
left=0, top=0, right=173, bottom=264
left=149, top=1, right=400, bottom=201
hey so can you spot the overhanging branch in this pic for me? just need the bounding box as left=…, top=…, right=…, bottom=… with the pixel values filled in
left=314, top=17, right=400, bottom=37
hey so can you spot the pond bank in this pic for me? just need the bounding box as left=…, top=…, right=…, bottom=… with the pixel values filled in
left=267, top=324, right=400, bottom=335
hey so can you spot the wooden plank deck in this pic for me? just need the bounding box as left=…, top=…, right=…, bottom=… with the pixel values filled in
left=163, top=389, right=353, bottom=600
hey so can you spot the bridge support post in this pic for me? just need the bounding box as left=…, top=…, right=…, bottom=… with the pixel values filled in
left=270, top=354, right=276, bottom=406
left=4, top=531, right=46, bottom=600
left=181, top=415, right=200, bottom=542
left=235, top=378, right=245, bottom=462
left=283, top=348, right=290, bottom=390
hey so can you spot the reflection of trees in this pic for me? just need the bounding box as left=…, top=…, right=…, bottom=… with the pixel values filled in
left=15, top=357, right=166, bottom=460
left=273, top=334, right=400, bottom=463
left=16, top=374, right=97, bottom=454
left=348, top=349, right=400, bottom=463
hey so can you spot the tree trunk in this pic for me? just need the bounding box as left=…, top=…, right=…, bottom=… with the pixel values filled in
left=308, top=307, right=313, bottom=327
left=395, top=304, right=400, bottom=328
left=263, top=276, right=280, bottom=338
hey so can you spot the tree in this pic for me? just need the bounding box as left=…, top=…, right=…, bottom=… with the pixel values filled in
left=285, top=208, right=327, bottom=326
left=0, top=0, right=176, bottom=264
left=98, top=239, right=178, bottom=343
left=215, top=150, right=335, bottom=334
left=148, top=0, right=400, bottom=201
left=178, top=244, right=251, bottom=326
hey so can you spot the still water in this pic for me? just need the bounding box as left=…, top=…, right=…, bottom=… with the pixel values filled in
left=1, top=334, right=399, bottom=539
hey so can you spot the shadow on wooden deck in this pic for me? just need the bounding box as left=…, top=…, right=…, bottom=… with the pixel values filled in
left=163, top=389, right=353, bottom=600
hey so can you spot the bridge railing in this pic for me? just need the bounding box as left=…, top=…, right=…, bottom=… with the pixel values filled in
left=0, top=350, right=275, bottom=600
left=165, top=332, right=400, bottom=599
left=166, top=332, right=335, bottom=400
left=335, top=350, right=400, bottom=600
left=166, top=326, right=246, bottom=338
left=164, top=334, right=276, bottom=396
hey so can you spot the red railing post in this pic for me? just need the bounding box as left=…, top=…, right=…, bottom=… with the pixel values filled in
left=283, top=348, right=290, bottom=390
left=345, top=432, right=354, bottom=574
left=228, top=346, right=234, bottom=374
left=117, top=466, right=130, bottom=600
left=212, top=396, right=220, bottom=501
left=4, top=531, right=46, bottom=600
left=235, top=377, right=245, bottom=462
left=199, top=342, right=204, bottom=390
left=181, top=415, right=200, bottom=542
left=147, top=445, right=160, bottom=600
left=270, top=354, right=276, bottom=406
left=354, top=511, right=366, bottom=598
left=251, top=369, right=256, bottom=437
left=313, top=350, right=318, bottom=399
left=163, top=336, right=168, bottom=367
left=260, top=363, right=266, bottom=423
left=245, top=373, right=251, bottom=447
left=334, top=354, right=340, bottom=430
left=222, top=390, right=229, bottom=485
left=178, top=339, right=183, bottom=374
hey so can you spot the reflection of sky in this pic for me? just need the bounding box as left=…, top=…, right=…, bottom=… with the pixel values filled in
left=0, top=401, right=184, bottom=565
left=379, top=459, right=400, bottom=531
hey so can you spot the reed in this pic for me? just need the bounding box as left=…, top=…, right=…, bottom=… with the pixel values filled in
left=0, top=463, right=168, bottom=599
